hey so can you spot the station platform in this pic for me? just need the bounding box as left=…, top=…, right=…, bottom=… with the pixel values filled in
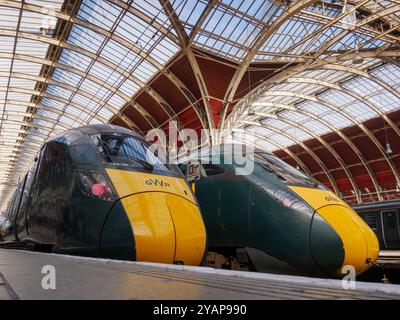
left=0, top=249, right=399, bottom=300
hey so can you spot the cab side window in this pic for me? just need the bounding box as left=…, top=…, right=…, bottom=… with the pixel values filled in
left=202, top=164, right=225, bottom=177
left=35, top=145, right=50, bottom=186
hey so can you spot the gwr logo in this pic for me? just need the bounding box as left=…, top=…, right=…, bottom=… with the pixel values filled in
left=325, top=195, right=339, bottom=203
left=145, top=178, right=171, bottom=188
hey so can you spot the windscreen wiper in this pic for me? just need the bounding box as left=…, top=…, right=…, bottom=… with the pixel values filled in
left=120, top=142, right=156, bottom=171
left=119, top=153, right=154, bottom=171
left=97, top=137, right=113, bottom=163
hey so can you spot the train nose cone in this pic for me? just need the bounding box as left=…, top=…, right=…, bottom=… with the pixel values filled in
left=311, top=205, right=379, bottom=277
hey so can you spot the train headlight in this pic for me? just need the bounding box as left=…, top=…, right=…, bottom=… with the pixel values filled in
left=265, top=189, right=313, bottom=215
left=77, top=171, right=116, bottom=201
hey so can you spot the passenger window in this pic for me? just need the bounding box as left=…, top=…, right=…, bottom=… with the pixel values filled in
left=202, top=164, right=225, bottom=177
left=364, top=214, right=377, bottom=230
left=383, top=211, right=397, bottom=229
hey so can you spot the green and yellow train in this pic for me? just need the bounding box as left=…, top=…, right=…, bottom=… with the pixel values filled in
left=181, top=144, right=379, bottom=277
left=0, top=124, right=206, bottom=266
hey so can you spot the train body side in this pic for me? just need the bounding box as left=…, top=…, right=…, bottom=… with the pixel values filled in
left=354, top=200, right=400, bottom=250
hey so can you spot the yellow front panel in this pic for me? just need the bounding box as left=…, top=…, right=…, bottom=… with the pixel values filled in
left=289, top=186, right=379, bottom=274
left=106, top=169, right=206, bottom=266
left=289, top=186, right=348, bottom=210
left=165, top=194, right=207, bottom=266
left=121, top=193, right=175, bottom=263
left=106, top=168, right=196, bottom=203
left=318, top=206, right=376, bottom=274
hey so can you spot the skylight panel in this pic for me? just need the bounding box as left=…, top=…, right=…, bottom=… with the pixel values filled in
left=371, top=64, right=400, bottom=89
left=32, top=118, right=57, bottom=130
left=7, top=92, right=32, bottom=101
left=263, top=94, right=298, bottom=105
left=192, top=0, right=280, bottom=62
left=101, top=39, right=140, bottom=70
left=251, top=126, right=274, bottom=137
left=298, top=101, right=330, bottom=116
left=116, top=16, right=156, bottom=48
left=12, top=60, right=42, bottom=75
left=25, top=0, right=63, bottom=10
left=0, top=58, right=11, bottom=72
left=5, top=104, right=27, bottom=113
left=0, top=6, right=19, bottom=29
left=0, top=77, right=9, bottom=88
left=321, top=112, right=353, bottom=128
left=134, top=60, right=157, bottom=83
left=42, top=98, right=65, bottom=110
left=64, top=105, right=84, bottom=118
left=280, top=110, right=309, bottom=123
left=97, top=107, right=114, bottom=120
left=78, top=0, right=121, bottom=31
left=328, top=32, right=371, bottom=51
left=261, top=118, right=290, bottom=130
left=108, top=93, right=126, bottom=110
left=342, top=77, right=379, bottom=96
left=285, top=127, right=313, bottom=141
left=342, top=101, right=378, bottom=122
left=72, top=93, right=93, bottom=107
left=90, top=61, right=123, bottom=84
left=68, top=25, right=105, bottom=54
left=20, top=9, right=54, bottom=34
left=171, top=0, right=206, bottom=33
left=255, top=139, right=277, bottom=152
left=368, top=92, right=400, bottom=113
left=16, top=38, right=49, bottom=58
left=46, top=85, right=73, bottom=100
left=36, top=109, right=59, bottom=120
left=9, top=77, right=36, bottom=90
left=131, top=0, right=171, bottom=28
left=0, top=36, right=16, bottom=52
left=260, top=17, right=322, bottom=54
left=150, top=37, right=180, bottom=64
left=89, top=117, right=103, bottom=125
left=59, top=49, right=92, bottom=72
left=319, top=90, right=356, bottom=107
left=301, top=119, right=330, bottom=135
left=58, top=115, right=80, bottom=127
left=118, top=79, right=139, bottom=97
left=52, top=69, right=82, bottom=87
left=80, top=78, right=112, bottom=98
left=268, top=134, right=294, bottom=147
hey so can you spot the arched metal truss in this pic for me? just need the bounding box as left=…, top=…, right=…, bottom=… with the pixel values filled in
left=0, top=0, right=400, bottom=208
left=227, top=51, right=400, bottom=201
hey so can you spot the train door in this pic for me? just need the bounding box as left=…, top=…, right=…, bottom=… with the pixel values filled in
left=381, top=210, right=400, bottom=248
left=28, top=144, right=58, bottom=245
left=13, top=174, right=28, bottom=241
left=17, top=168, right=37, bottom=240
left=25, top=147, right=45, bottom=238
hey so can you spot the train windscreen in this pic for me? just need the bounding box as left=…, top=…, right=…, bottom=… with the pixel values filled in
left=90, top=133, right=181, bottom=175
left=254, top=152, right=326, bottom=189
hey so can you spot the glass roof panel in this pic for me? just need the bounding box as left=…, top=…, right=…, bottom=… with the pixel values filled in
left=192, top=0, right=282, bottom=62
left=78, top=0, right=122, bottom=31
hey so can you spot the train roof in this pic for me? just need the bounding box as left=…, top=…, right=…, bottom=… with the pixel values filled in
left=353, top=199, right=400, bottom=211
left=52, top=124, right=142, bottom=141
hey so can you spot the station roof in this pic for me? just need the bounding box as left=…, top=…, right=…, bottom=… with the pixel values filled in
left=0, top=0, right=399, bottom=209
